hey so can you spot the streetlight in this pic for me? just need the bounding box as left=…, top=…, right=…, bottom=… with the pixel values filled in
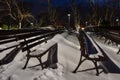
left=30, top=22, right=33, bottom=26
left=85, top=21, right=88, bottom=27
left=116, top=18, right=119, bottom=22
left=116, top=18, right=119, bottom=26
left=67, top=14, right=71, bottom=29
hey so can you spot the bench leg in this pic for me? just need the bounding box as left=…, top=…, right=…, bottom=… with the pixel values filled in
left=117, top=48, right=120, bottom=54
left=37, top=57, right=44, bottom=70
left=107, top=40, right=111, bottom=45
left=23, top=57, right=30, bottom=69
left=73, top=55, right=86, bottom=73
left=92, top=60, right=99, bottom=76
left=115, top=42, right=118, bottom=47
left=104, top=38, right=108, bottom=43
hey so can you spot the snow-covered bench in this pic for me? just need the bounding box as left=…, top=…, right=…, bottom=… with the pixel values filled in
left=98, top=31, right=120, bottom=54
left=22, top=39, right=58, bottom=69
left=86, top=27, right=120, bottom=54
left=0, top=29, right=63, bottom=68
left=0, top=30, right=29, bottom=66
left=20, top=30, right=62, bottom=69
left=73, top=30, right=106, bottom=76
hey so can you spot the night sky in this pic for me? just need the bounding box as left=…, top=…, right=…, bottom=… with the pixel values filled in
left=20, top=0, right=104, bottom=15
left=19, top=0, right=119, bottom=17
left=23, top=0, right=104, bottom=7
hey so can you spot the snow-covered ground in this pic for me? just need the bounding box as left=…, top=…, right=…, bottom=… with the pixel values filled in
left=0, top=32, right=120, bottom=80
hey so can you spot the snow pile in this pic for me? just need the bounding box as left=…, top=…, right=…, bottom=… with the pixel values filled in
left=32, top=64, right=64, bottom=80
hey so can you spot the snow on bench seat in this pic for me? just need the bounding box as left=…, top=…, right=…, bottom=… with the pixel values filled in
left=30, top=40, right=57, bottom=56
left=85, top=32, right=104, bottom=58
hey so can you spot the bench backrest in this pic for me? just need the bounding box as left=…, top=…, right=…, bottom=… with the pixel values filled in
left=0, top=29, right=53, bottom=51
left=21, top=29, right=63, bottom=52
left=76, top=30, right=86, bottom=55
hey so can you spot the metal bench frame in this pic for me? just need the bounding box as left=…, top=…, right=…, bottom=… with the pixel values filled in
left=73, top=30, right=105, bottom=76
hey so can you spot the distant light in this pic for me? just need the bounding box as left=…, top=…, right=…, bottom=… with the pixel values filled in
left=116, top=19, right=119, bottom=22
left=81, top=27, right=84, bottom=30
left=67, top=14, right=70, bottom=17
left=30, top=23, right=33, bottom=26
left=30, top=22, right=33, bottom=24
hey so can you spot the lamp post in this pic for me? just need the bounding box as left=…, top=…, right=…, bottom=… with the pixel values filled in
left=67, top=14, right=71, bottom=30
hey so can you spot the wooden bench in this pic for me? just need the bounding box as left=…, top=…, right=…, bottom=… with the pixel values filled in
left=0, top=29, right=63, bottom=68
left=21, top=32, right=59, bottom=69
left=85, top=27, right=120, bottom=54
left=107, top=33, right=120, bottom=54
left=98, top=31, right=120, bottom=54
left=73, top=30, right=106, bottom=76
left=0, top=30, right=29, bottom=65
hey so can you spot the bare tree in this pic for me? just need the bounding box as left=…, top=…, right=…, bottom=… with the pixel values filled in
left=47, top=0, right=57, bottom=28
left=70, top=0, right=79, bottom=30
left=88, top=0, right=100, bottom=25
left=12, top=0, right=33, bottom=29
left=88, top=0, right=120, bottom=26
left=0, top=0, right=33, bottom=29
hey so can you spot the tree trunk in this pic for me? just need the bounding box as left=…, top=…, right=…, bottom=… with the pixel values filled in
left=71, top=0, right=77, bottom=30
left=18, top=22, right=21, bottom=29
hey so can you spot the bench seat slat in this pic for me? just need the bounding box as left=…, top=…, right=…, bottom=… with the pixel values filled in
left=84, top=32, right=104, bottom=57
